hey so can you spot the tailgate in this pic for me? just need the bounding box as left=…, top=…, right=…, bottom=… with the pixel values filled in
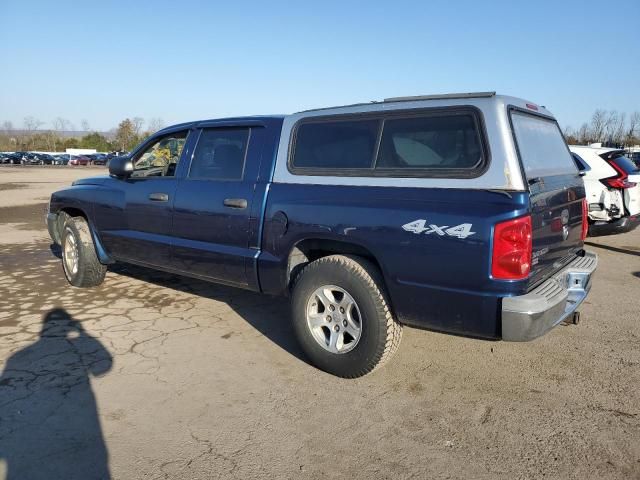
left=623, top=172, right=640, bottom=216
left=625, top=182, right=640, bottom=216
left=528, top=175, right=585, bottom=287
left=600, top=152, right=640, bottom=216
left=510, top=109, right=585, bottom=289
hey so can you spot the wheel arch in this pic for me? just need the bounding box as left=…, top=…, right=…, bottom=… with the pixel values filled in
left=286, top=237, right=387, bottom=292
left=56, top=206, right=113, bottom=264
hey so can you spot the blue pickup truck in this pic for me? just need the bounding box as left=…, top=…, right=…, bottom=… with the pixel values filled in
left=47, top=92, right=597, bottom=377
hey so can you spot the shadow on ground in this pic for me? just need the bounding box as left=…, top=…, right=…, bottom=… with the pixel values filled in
left=585, top=241, right=640, bottom=257
left=0, top=309, right=113, bottom=480
left=110, top=263, right=309, bottom=365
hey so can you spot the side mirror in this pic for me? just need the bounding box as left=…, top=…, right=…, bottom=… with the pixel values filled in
left=108, top=156, right=133, bottom=178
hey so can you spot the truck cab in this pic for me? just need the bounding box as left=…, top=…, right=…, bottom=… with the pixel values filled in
left=47, top=92, right=597, bottom=378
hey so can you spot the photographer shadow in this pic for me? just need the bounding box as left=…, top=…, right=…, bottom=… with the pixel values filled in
left=0, top=309, right=112, bottom=480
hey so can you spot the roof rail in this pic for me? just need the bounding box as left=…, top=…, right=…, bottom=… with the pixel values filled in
left=383, top=92, right=496, bottom=102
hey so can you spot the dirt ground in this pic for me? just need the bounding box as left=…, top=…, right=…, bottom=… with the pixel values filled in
left=0, top=166, right=639, bottom=480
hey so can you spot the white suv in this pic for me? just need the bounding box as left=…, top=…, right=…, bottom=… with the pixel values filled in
left=570, top=146, right=640, bottom=236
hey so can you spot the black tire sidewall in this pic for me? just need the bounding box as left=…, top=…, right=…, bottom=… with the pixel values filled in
left=292, top=258, right=388, bottom=377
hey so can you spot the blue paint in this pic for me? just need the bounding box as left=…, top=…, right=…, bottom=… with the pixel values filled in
left=48, top=112, right=586, bottom=340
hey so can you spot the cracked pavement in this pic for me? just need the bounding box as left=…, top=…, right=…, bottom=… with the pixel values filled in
left=0, top=166, right=639, bottom=479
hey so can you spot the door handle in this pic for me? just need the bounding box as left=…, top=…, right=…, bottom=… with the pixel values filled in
left=223, top=198, right=248, bottom=209
left=148, top=193, right=169, bottom=202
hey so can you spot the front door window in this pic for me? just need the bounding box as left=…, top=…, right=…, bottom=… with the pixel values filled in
left=131, top=131, right=188, bottom=178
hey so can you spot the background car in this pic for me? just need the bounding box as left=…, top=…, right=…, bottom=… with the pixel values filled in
left=54, top=154, right=70, bottom=165
left=24, top=152, right=43, bottom=165
left=88, top=153, right=108, bottom=165
left=68, top=155, right=90, bottom=166
left=37, top=153, right=57, bottom=165
left=570, top=145, right=640, bottom=235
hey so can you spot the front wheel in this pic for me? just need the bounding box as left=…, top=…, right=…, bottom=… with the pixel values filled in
left=291, top=255, right=402, bottom=378
left=61, top=216, right=107, bottom=287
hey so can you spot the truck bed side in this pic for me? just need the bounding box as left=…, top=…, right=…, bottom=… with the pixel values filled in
left=259, top=185, right=530, bottom=339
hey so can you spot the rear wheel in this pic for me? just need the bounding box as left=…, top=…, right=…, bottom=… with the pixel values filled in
left=61, top=216, right=106, bottom=287
left=291, top=255, right=402, bottom=378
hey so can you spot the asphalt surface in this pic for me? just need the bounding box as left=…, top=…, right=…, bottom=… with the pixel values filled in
left=0, top=166, right=639, bottom=480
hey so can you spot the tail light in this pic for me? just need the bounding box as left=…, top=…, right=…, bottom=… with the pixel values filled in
left=581, top=198, right=588, bottom=241
left=601, top=159, right=637, bottom=189
left=491, top=215, right=532, bottom=280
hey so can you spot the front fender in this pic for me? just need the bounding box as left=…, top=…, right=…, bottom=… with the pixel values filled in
left=48, top=188, right=114, bottom=264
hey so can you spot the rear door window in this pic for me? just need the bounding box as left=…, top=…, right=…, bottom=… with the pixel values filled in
left=511, top=111, right=577, bottom=178
left=189, top=128, right=250, bottom=180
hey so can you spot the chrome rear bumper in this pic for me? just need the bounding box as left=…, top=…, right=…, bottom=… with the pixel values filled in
left=501, top=252, right=597, bottom=341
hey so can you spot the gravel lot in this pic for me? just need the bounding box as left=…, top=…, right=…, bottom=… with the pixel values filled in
left=0, top=166, right=639, bottom=480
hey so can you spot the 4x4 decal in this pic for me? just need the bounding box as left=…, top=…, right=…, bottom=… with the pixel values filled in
left=402, top=219, right=476, bottom=239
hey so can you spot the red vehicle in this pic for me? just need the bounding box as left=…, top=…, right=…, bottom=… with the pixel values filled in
left=68, top=155, right=90, bottom=166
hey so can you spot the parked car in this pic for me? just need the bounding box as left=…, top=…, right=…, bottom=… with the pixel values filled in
left=23, top=152, right=41, bottom=165
left=38, top=153, right=58, bottom=165
left=90, top=153, right=108, bottom=165
left=1, top=153, right=21, bottom=164
left=68, top=155, right=90, bottom=166
left=11, top=152, right=28, bottom=164
left=569, top=146, right=640, bottom=235
left=46, top=92, right=597, bottom=378
left=54, top=154, right=71, bottom=165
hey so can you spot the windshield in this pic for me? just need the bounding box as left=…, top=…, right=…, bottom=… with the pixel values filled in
left=511, top=111, right=577, bottom=178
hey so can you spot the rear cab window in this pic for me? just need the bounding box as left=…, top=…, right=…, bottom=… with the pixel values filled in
left=510, top=110, right=577, bottom=179
left=289, top=108, right=487, bottom=177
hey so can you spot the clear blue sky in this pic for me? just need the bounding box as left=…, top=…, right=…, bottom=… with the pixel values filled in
left=1, top=0, right=638, bottom=132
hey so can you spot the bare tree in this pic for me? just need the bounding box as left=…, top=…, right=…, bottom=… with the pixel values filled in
left=23, top=116, right=44, bottom=149
left=577, top=123, right=591, bottom=144
left=81, top=119, right=91, bottom=132
left=590, top=109, right=607, bottom=143
left=2, top=120, right=13, bottom=134
left=52, top=117, right=71, bottom=133
left=627, top=112, right=640, bottom=145
left=612, top=112, right=626, bottom=144
left=147, top=117, right=165, bottom=133
left=602, top=110, right=622, bottom=143
left=50, top=117, right=72, bottom=152
left=23, top=116, right=44, bottom=133
left=132, top=117, right=145, bottom=137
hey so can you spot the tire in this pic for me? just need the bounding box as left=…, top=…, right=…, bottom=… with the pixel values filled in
left=61, top=216, right=107, bottom=287
left=291, top=255, right=402, bottom=378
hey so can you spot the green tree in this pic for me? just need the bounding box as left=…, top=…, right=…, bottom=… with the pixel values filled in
left=114, top=119, right=139, bottom=151
left=80, top=132, right=111, bottom=151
